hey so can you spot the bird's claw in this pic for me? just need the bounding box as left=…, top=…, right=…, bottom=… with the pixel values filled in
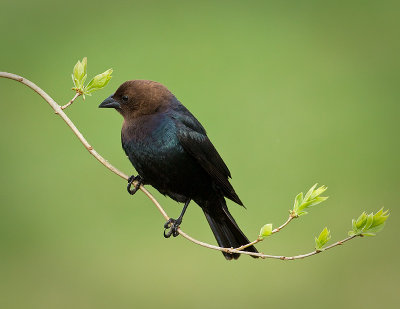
left=163, top=218, right=181, bottom=238
left=127, top=175, right=143, bottom=195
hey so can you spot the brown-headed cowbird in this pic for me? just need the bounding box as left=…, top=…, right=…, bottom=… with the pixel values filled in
left=99, top=80, right=258, bottom=259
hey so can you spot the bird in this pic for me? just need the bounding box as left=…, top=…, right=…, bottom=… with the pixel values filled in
left=99, top=80, right=258, bottom=259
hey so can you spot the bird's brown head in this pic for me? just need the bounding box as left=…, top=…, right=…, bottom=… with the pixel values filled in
left=99, top=80, right=174, bottom=119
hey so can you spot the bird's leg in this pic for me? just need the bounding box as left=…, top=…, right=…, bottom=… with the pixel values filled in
left=164, top=199, right=191, bottom=238
left=127, top=175, right=143, bottom=195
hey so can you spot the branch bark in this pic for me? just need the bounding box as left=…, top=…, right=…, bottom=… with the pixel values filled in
left=61, top=92, right=80, bottom=110
left=0, top=71, right=359, bottom=260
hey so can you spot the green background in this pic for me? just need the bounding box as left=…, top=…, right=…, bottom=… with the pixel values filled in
left=1, top=1, right=399, bottom=308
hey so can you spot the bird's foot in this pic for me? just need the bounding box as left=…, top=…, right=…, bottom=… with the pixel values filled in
left=163, top=218, right=182, bottom=238
left=127, top=175, right=143, bottom=195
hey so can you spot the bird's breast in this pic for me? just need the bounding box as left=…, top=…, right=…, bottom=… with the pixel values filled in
left=122, top=115, right=185, bottom=177
left=121, top=114, right=211, bottom=199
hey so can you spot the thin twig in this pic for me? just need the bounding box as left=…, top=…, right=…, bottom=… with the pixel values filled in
left=0, top=71, right=360, bottom=260
left=235, top=213, right=296, bottom=251
left=272, top=213, right=296, bottom=234
left=235, top=238, right=262, bottom=251
left=61, top=92, right=80, bottom=110
left=276, top=235, right=357, bottom=260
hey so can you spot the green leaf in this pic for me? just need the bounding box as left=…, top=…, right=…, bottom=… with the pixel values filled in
left=310, top=185, right=328, bottom=200
left=370, top=208, right=389, bottom=227
left=299, top=197, right=328, bottom=210
left=348, top=230, right=356, bottom=236
left=84, top=68, right=113, bottom=95
left=304, top=183, right=318, bottom=202
left=364, top=213, right=374, bottom=230
left=259, top=223, right=273, bottom=238
left=355, top=212, right=367, bottom=229
left=315, top=227, right=331, bottom=250
left=293, top=192, right=303, bottom=212
left=72, top=57, right=87, bottom=90
left=362, top=224, right=385, bottom=235
left=352, top=219, right=357, bottom=232
left=361, top=232, right=377, bottom=237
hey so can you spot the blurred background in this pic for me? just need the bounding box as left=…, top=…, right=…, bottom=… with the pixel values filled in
left=0, top=0, right=399, bottom=308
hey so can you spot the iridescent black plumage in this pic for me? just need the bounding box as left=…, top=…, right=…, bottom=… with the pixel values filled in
left=100, top=80, right=258, bottom=259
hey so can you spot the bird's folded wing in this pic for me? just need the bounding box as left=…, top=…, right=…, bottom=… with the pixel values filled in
left=174, top=114, right=243, bottom=206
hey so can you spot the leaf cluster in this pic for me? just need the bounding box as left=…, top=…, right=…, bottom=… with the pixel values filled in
left=349, top=208, right=389, bottom=236
left=72, top=57, right=113, bottom=99
left=292, top=184, right=328, bottom=217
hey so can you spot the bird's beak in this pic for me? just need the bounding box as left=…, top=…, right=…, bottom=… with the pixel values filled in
left=99, top=95, right=121, bottom=109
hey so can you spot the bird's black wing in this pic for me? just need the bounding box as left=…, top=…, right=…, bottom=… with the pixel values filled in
left=170, top=105, right=243, bottom=206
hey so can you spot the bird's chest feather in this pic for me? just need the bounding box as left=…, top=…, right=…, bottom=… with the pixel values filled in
left=122, top=115, right=191, bottom=184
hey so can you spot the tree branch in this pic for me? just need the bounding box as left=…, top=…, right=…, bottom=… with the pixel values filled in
left=272, top=213, right=296, bottom=234
left=0, top=71, right=360, bottom=260
left=235, top=213, right=296, bottom=251
left=61, top=92, right=80, bottom=110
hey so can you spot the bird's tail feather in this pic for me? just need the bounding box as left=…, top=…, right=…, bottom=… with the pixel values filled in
left=202, top=198, right=258, bottom=260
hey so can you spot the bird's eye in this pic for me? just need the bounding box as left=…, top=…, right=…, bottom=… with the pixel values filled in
left=122, top=95, right=129, bottom=102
